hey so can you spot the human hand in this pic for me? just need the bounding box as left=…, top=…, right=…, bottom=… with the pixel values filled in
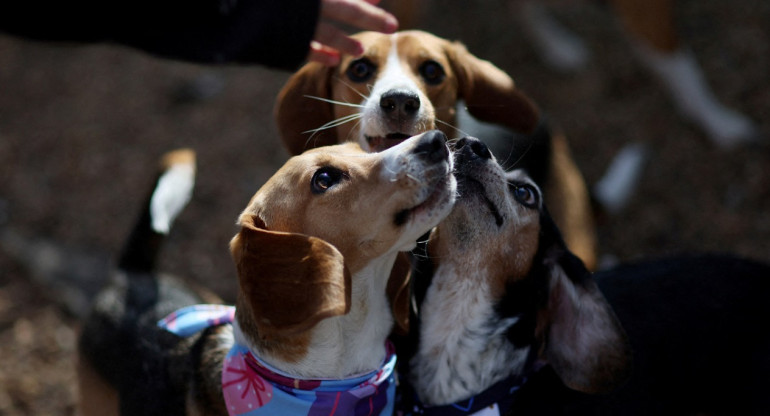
left=309, top=0, right=398, bottom=66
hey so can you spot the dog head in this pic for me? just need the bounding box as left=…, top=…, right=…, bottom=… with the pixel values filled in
left=422, top=137, right=630, bottom=395
left=230, top=131, right=456, bottom=360
left=275, top=30, right=539, bottom=154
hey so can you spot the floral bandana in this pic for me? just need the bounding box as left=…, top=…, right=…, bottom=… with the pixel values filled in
left=158, top=304, right=397, bottom=416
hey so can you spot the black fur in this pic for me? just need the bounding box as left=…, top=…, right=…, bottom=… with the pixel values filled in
left=398, top=147, right=770, bottom=414
left=78, top=151, right=226, bottom=415
left=507, top=252, right=770, bottom=416
left=117, top=182, right=166, bottom=273
left=495, top=116, right=553, bottom=185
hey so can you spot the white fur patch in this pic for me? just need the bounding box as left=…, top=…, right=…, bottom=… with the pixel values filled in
left=150, top=162, right=195, bottom=234
left=359, top=35, right=433, bottom=149
left=411, top=262, right=529, bottom=406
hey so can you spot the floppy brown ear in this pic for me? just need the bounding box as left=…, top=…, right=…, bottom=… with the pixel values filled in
left=387, top=252, right=412, bottom=335
left=539, top=251, right=631, bottom=394
left=274, top=62, right=339, bottom=155
left=230, top=215, right=351, bottom=337
left=447, top=42, right=540, bottom=134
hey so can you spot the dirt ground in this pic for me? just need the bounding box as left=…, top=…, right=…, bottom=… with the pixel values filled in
left=0, top=0, right=768, bottom=414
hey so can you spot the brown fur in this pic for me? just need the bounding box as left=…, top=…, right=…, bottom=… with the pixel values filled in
left=275, top=31, right=538, bottom=155
left=78, top=136, right=456, bottom=414
left=275, top=30, right=597, bottom=270
left=543, top=133, right=596, bottom=269
left=609, top=0, right=679, bottom=53
left=78, top=357, right=119, bottom=416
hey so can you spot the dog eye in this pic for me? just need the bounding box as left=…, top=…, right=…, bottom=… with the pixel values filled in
left=346, top=58, right=376, bottom=83
left=419, top=60, right=445, bottom=85
left=511, top=184, right=539, bottom=208
left=311, top=167, right=346, bottom=194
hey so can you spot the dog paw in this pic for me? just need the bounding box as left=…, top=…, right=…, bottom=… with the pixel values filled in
left=636, top=47, right=761, bottom=150
left=696, top=106, right=762, bottom=150
left=514, top=1, right=591, bottom=72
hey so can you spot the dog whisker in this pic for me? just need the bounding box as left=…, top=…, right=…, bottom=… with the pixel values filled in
left=304, top=95, right=365, bottom=109
left=303, top=113, right=362, bottom=149
left=435, top=118, right=471, bottom=138
left=415, top=236, right=431, bottom=246
left=332, top=76, right=371, bottom=102
left=344, top=119, right=363, bottom=143
left=501, top=139, right=534, bottom=171
left=304, top=113, right=362, bottom=134
left=446, top=137, right=463, bottom=147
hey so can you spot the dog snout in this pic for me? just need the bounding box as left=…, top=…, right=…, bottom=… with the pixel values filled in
left=380, top=90, right=421, bottom=118
left=414, top=130, right=449, bottom=163
left=454, top=136, right=492, bottom=161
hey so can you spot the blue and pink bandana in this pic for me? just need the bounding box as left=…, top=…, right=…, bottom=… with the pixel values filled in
left=158, top=304, right=397, bottom=416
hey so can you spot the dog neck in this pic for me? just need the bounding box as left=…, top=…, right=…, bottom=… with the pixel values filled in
left=410, top=260, right=531, bottom=406
left=239, top=251, right=398, bottom=380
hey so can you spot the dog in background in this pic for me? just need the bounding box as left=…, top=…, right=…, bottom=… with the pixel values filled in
left=515, top=0, right=760, bottom=148
left=400, top=136, right=770, bottom=415
left=275, top=29, right=599, bottom=270
left=78, top=131, right=457, bottom=415
left=385, top=0, right=759, bottom=148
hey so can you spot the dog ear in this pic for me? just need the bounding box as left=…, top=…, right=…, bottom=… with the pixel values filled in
left=230, top=215, right=351, bottom=337
left=274, top=62, right=340, bottom=155
left=536, top=215, right=631, bottom=394
left=387, top=252, right=412, bottom=335
left=540, top=254, right=631, bottom=394
left=446, top=41, right=540, bottom=135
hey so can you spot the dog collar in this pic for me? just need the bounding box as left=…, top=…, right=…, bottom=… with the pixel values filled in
left=158, top=304, right=235, bottom=336
left=402, top=372, right=530, bottom=416
left=399, top=346, right=545, bottom=416
left=223, top=342, right=396, bottom=416
left=396, top=375, right=527, bottom=416
left=158, top=304, right=397, bottom=416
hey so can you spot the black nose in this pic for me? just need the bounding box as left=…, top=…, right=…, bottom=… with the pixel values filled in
left=380, top=90, right=420, bottom=116
left=454, top=136, right=491, bottom=160
left=414, top=130, right=449, bottom=163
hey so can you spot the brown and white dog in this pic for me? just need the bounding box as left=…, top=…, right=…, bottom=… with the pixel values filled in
left=401, top=136, right=770, bottom=415
left=275, top=30, right=598, bottom=270
left=513, top=0, right=760, bottom=148
left=77, top=131, right=456, bottom=415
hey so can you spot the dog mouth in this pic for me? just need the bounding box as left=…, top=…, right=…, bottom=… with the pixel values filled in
left=394, top=174, right=455, bottom=226
left=366, top=133, right=413, bottom=152
left=456, top=174, right=504, bottom=227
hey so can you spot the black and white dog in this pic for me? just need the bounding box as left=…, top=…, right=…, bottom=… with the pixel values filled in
left=397, top=136, right=770, bottom=415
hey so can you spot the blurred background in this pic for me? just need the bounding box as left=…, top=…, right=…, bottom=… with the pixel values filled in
left=0, top=0, right=768, bottom=413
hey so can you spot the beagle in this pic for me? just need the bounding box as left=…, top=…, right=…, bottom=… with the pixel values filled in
left=275, top=29, right=598, bottom=270
left=401, top=137, right=770, bottom=414
left=513, top=0, right=759, bottom=148
left=78, top=131, right=457, bottom=415
left=387, top=1, right=759, bottom=147
left=403, top=136, right=630, bottom=412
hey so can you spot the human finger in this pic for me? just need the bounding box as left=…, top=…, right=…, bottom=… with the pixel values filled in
left=313, top=21, right=364, bottom=57
left=307, top=41, right=342, bottom=66
left=321, top=0, right=398, bottom=34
